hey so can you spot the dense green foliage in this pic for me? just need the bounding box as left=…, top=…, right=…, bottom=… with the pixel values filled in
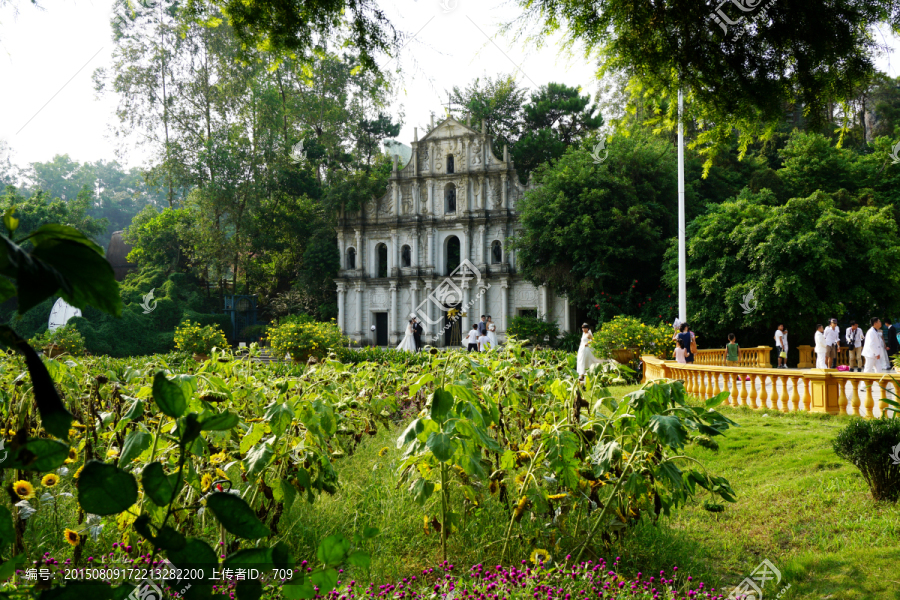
left=832, top=416, right=900, bottom=502
left=506, top=314, right=560, bottom=346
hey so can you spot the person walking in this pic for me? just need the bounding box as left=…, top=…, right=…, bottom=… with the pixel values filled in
left=774, top=324, right=786, bottom=368
left=845, top=320, right=864, bottom=372
left=814, top=324, right=828, bottom=369
left=577, top=323, right=601, bottom=377
left=863, top=317, right=887, bottom=373
left=725, top=333, right=739, bottom=367
left=674, top=339, right=687, bottom=364
left=824, top=318, right=841, bottom=369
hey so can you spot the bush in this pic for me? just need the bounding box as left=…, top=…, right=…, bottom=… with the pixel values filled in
left=556, top=331, right=581, bottom=352
left=833, top=417, right=900, bottom=502
left=591, top=315, right=674, bottom=361
left=266, top=317, right=345, bottom=362
left=507, top=314, right=560, bottom=346
left=173, top=320, right=229, bottom=356
left=335, top=346, right=432, bottom=367
left=30, top=325, right=86, bottom=357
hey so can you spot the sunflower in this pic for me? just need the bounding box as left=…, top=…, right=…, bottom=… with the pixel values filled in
left=514, top=473, right=526, bottom=488
left=210, top=451, right=227, bottom=464
left=64, top=447, right=78, bottom=464
left=529, top=548, right=551, bottom=565
left=41, top=474, right=60, bottom=488
left=488, top=480, right=500, bottom=495
left=74, top=466, right=84, bottom=480
left=378, top=447, right=389, bottom=457
left=201, top=474, right=213, bottom=492
left=513, top=496, right=529, bottom=522
left=422, top=515, right=431, bottom=536
left=547, top=493, right=567, bottom=500
left=13, top=480, right=34, bottom=500
left=215, top=468, right=228, bottom=480
left=64, top=528, right=80, bottom=546
left=106, top=447, right=119, bottom=459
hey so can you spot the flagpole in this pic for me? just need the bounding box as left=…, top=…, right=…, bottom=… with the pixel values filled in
left=677, top=88, right=687, bottom=324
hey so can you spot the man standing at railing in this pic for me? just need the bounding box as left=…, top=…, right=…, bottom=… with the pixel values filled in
left=862, top=317, right=887, bottom=373
left=824, top=318, right=841, bottom=369
left=845, top=320, right=864, bottom=372
left=774, top=324, right=787, bottom=368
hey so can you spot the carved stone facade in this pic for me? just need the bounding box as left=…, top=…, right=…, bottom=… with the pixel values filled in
left=334, top=116, right=571, bottom=346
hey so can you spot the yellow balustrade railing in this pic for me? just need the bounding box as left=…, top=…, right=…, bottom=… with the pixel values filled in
left=640, top=355, right=897, bottom=418
left=796, top=345, right=850, bottom=368
left=692, top=346, right=772, bottom=368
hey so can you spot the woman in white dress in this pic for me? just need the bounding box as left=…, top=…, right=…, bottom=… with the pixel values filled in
left=397, top=319, right=417, bottom=353
left=486, top=315, right=498, bottom=348
left=577, top=323, right=601, bottom=377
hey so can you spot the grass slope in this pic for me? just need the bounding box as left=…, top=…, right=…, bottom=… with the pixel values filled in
left=282, top=385, right=900, bottom=599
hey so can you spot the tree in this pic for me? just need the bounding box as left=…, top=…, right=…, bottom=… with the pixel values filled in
left=0, top=186, right=108, bottom=242
left=513, top=0, right=894, bottom=171
left=667, top=189, right=900, bottom=343
left=511, top=82, right=603, bottom=181
left=448, top=74, right=527, bottom=156
left=123, top=205, right=193, bottom=273
left=511, top=132, right=685, bottom=314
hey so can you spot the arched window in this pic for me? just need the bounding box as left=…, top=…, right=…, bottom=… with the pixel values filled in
left=401, top=245, right=411, bottom=267
left=445, top=183, right=457, bottom=213
left=376, top=243, right=388, bottom=278
left=447, top=154, right=455, bottom=174
left=491, top=240, right=502, bottom=264
left=347, top=247, right=356, bottom=269
left=445, top=235, right=460, bottom=274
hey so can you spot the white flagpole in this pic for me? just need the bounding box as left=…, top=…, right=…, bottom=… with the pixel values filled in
left=677, top=88, right=687, bottom=323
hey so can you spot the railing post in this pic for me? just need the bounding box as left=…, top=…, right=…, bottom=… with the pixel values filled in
left=805, top=370, right=840, bottom=414
left=797, top=345, right=814, bottom=369
left=756, top=346, right=772, bottom=368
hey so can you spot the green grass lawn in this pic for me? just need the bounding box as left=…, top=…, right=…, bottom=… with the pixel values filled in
left=281, top=385, right=900, bottom=599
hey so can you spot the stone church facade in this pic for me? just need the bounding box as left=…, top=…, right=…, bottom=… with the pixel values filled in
left=334, top=116, right=571, bottom=347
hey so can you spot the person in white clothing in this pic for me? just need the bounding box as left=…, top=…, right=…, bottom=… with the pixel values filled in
left=465, top=325, right=480, bottom=352
left=577, top=323, right=601, bottom=377
left=814, top=324, right=828, bottom=369
left=774, top=324, right=786, bottom=368
left=824, top=318, right=841, bottom=369
left=478, top=332, right=491, bottom=351
left=486, top=316, right=498, bottom=348
left=862, top=317, right=887, bottom=373
left=397, top=320, right=417, bottom=353
left=845, top=320, right=864, bottom=372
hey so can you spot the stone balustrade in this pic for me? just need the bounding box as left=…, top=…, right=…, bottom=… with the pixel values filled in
left=641, top=355, right=897, bottom=418
left=693, top=346, right=771, bottom=368
left=796, top=345, right=851, bottom=368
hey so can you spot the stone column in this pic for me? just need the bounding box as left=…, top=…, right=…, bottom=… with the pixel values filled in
left=563, top=297, right=570, bottom=333
left=391, top=232, right=399, bottom=274
left=413, top=229, right=420, bottom=268
left=337, top=282, right=346, bottom=333
left=477, top=225, right=485, bottom=264
left=429, top=141, right=435, bottom=172
left=412, top=182, right=420, bottom=215
left=355, top=284, right=363, bottom=336
left=390, top=283, right=398, bottom=343
left=462, top=282, right=470, bottom=318
left=424, top=281, right=433, bottom=328
left=461, top=227, right=469, bottom=265
left=462, top=139, right=469, bottom=173
left=499, top=228, right=507, bottom=264
left=500, top=173, right=508, bottom=208
left=427, top=180, right=434, bottom=214
left=392, top=182, right=400, bottom=217
left=426, top=229, right=435, bottom=268
left=355, top=230, right=363, bottom=271
left=410, top=281, right=419, bottom=322
left=500, top=280, right=509, bottom=332
left=337, top=233, right=345, bottom=270
left=479, top=282, right=486, bottom=319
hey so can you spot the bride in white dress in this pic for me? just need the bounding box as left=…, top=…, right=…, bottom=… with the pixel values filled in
left=577, top=323, right=601, bottom=376
left=486, top=316, right=498, bottom=348
left=397, top=320, right=417, bottom=353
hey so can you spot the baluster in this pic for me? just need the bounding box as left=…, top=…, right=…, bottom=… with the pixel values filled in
left=739, top=372, right=749, bottom=407
left=703, top=370, right=712, bottom=399
left=803, top=377, right=812, bottom=412
left=748, top=374, right=758, bottom=408
left=758, top=374, right=768, bottom=410
left=864, top=379, right=875, bottom=418
left=730, top=372, right=739, bottom=406
left=777, top=374, right=788, bottom=412
left=849, top=379, right=861, bottom=417
left=790, top=376, right=801, bottom=412
left=685, top=369, right=694, bottom=395
left=712, top=369, right=721, bottom=397
left=838, top=378, right=848, bottom=415
left=878, top=382, right=888, bottom=417
left=771, top=374, right=781, bottom=411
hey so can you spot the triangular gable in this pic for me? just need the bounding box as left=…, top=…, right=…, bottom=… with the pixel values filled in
left=419, top=117, right=480, bottom=142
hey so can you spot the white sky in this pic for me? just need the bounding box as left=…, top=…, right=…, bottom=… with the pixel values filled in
left=0, top=0, right=898, bottom=170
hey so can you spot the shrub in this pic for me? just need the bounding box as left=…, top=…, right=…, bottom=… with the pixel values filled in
left=267, top=317, right=345, bottom=362
left=507, top=314, right=560, bottom=346
left=173, top=320, right=229, bottom=356
left=591, top=315, right=674, bottom=361
left=30, top=325, right=86, bottom=357
left=556, top=330, right=581, bottom=352
left=833, top=417, right=900, bottom=502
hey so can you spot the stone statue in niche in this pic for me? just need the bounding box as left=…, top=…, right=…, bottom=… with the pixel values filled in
left=402, top=187, right=413, bottom=215
left=420, top=148, right=429, bottom=171
left=491, top=180, right=502, bottom=208
left=434, top=144, right=443, bottom=173
left=473, top=177, right=482, bottom=209
left=471, top=137, right=483, bottom=167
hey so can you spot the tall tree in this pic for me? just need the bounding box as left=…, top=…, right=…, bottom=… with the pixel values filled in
left=448, top=74, right=528, bottom=156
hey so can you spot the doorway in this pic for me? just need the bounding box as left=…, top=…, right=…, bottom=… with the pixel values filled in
left=374, top=313, right=388, bottom=346
left=443, top=304, right=462, bottom=347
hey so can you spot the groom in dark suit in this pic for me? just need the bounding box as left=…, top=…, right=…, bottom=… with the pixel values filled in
left=412, top=317, right=423, bottom=352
